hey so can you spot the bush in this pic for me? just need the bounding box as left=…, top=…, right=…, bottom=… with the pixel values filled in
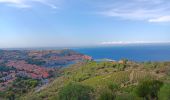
left=116, top=64, right=126, bottom=71
left=73, top=73, right=91, bottom=82
left=99, top=89, right=115, bottom=100
left=5, top=77, right=39, bottom=97
left=108, top=83, right=119, bottom=92
left=58, top=82, right=93, bottom=100
left=115, top=93, right=141, bottom=100
left=0, top=92, right=6, bottom=98
left=135, top=80, right=163, bottom=100
left=5, top=91, right=15, bottom=100
left=143, top=62, right=158, bottom=69
left=158, top=84, right=170, bottom=100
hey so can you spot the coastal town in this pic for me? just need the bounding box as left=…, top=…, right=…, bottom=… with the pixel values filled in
left=0, top=49, right=92, bottom=91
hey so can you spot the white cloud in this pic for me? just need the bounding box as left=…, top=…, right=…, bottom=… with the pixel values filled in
left=101, top=41, right=170, bottom=45
left=95, top=0, right=170, bottom=22
left=0, top=0, right=23, bottom=4
left=0, top=0, right=59, bottom=8
left=149, top=16, right=170, bottom=22
left=101, top=9, right=162, bottom=20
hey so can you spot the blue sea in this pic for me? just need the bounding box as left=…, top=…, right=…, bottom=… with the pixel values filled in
left=73, top=44, right=170, bottom=62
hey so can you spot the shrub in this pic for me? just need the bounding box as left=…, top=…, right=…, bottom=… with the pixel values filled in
left=108, top=83, right=119, bottom=92
left=158, top=84, right=170, bottom=100
left=99, top=89, right=115, bottom=100
left=143, top=62, right=158, bottom=69
left=116, top=64, right=125, bottom=71
left=73, top=73, right=91, bottom=82
left=5, top=91, right=15, bottom=100
left=115, top=93, right=142, bottom=100
left=135, top=80, right=163, bottom=100
left=58, top=82, right=93, bottom=100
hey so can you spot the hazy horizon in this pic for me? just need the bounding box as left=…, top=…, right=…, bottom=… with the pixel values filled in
left=1, top=0, right=170, bottom=48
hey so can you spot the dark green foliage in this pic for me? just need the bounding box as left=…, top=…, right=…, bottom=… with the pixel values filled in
left=0, top=91, right=6, bottom=98
left=5, top=91, right=15, bottom=100
left=13, top=77, right=39, bottom=89
left=0, top=65, right=16, bottom=72
left=26, top=58, right=46, bottom=66
left=5, top=77, right=39, bottom=99
left=115, top=64, right=126, bottom=71
left=58, top=82, right=93, bottom=100
left=73, top=73, right=91, bottom=82
left=98, top=62, right=115, bottom=69
left=158, top=84, right=170, bottom=100
left=98, top=83, right=119, bottom=100
left=135, top=80, right=163, bottom=100
left=108, top=83, right=119, bottom=92
left=99, top=89, right=115, bottom=100
left=115, top=93, right=141, bottom=100
left=0, top=78, right=39, bottom=100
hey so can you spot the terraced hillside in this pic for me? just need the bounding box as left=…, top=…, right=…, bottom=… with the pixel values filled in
left=21, top=60, right=170, bottom=100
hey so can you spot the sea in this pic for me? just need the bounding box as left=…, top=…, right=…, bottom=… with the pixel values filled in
left=3, top=43, right=170, bottom=62
left=73, top=44, right=170, bottom=62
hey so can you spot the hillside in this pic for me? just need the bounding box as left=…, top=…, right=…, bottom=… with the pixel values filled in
left=21, top=60, right=170, bottom=100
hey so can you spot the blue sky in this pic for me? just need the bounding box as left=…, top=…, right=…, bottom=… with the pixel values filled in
left=0, top=0, right=170, bottom=48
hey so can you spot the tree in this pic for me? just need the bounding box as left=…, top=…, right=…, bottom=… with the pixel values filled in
left=135, top=80, right=163, bottom=100
left=58, top=82, right=93, bottom=100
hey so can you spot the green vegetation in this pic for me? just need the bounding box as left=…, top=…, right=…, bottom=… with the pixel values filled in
left=14, top=77, right=39, bottom=89
left=26, top=58, right=46, bottom=66
left=158, top=83, right=170, bottom=100
left=3, top=77, right=39, bottom=99
left=135, top=80, right=163, bottom=100
left=58, top=82, right=93, bottom=100
left=2, top=60, right=170, bottom=100
left=0, top=65, right=16, bottom=72
left=99, top=89, right=115, bottom=100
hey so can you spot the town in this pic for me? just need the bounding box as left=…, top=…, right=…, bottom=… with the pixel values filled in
left=0, top=49, right=92, bottom=91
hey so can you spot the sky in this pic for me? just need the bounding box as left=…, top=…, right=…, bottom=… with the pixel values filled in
left=0, top=0, right=170, bottom=48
